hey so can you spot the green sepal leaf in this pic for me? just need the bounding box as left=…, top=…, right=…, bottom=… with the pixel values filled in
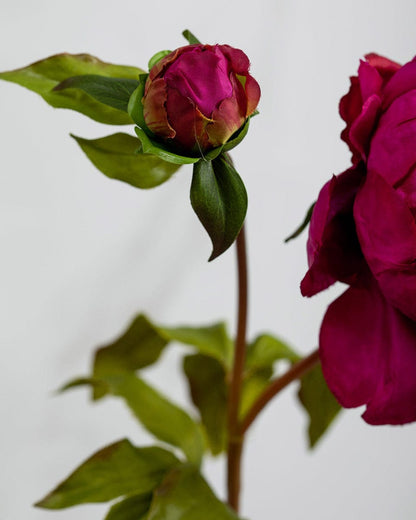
left=127, top=78, right=149, bottom=130
left=298, top=363, right=342, bottom=448
left=183, top=354, right=228, bottom=455
left=35, top=439, right=179, bottom=509
left=71, top=133, right=180, bottom=189
left=190, top=156, right=248, bottom=261
left=222, top=118, right=250, bottom=153
left=148, top=51, right=172, bottom=71
left=182, top=30, right=201, bottom=45
left=54, top=75, right=139, bottom=112
left=105, top=493, right=153, bottom=520
left=284, top=201, right=316, bottom=243
left=128, top=78, right=225, bottom=165
left=135, top=126, right=200, bottom=165
left=147, top=465, right=242, bottom=520
left=108, top=374, right=205, bottom=465
left=0, top=53, right=144, bottom=124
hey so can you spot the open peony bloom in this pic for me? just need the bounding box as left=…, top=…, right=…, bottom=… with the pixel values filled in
left=142, top=44, right=260, bottom=155
left=302, top=54, right=416, bottom=425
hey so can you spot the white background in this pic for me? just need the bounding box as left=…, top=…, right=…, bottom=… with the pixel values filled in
left=1, top=1, right=416, bottom=519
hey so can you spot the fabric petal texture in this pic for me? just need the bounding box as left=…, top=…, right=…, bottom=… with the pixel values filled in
left=354, top=171, right=416, bottom=321
left=301, top=165, right=365, bottom=297
left=140, top=43, right=260, bottom=155
left=320, top=280, right=416, bottom=425
left=304, top=53, right=416, bottom=426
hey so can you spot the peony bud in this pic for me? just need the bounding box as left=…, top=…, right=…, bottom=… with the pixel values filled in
left=141, top=44, right=260, bottom=155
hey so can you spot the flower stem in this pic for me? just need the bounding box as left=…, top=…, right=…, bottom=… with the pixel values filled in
left=227, top=225, right=248, bottom=513
left=241, top=349, right=320, bottom=434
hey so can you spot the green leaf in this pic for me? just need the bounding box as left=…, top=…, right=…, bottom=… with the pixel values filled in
left=284, top=201, right=316, bottom=243
left=183, top=354, right=227, bottom=455
left=298, top=363, right=342, bottom=448
left=147, top=465, right=241, bottom=520
left=35, top=439, right=179, bottom=509
left=54, top=75, right=139, bottom=112
left=240, top=367, right=272, bottom=420
left=128, top=78, right=221, bottom=166
left=148, top=51, right=172, bottom=70
left=190, top=155, right=248, bottom=261
left=135, top=126, right=200, bottom=165
left=71, top=133, right=180, bottom=189
left=222, top=119, right=250, bottom=153
left=0, top=53, right=144, bottom=124
left=92, top=314, right=169, bottom=399
left=245, top=334, right=300, bottom=373
left=182, top=30, right=201, bottom=45
left=241, top=335, right=299, bottom=420
left=105, top=493, right=152, bottom=520
left=158, top=322, right=233, bottom=368
left=108, top=374, right=205, bottom=466
left=107, top=495, right=152, bottom=520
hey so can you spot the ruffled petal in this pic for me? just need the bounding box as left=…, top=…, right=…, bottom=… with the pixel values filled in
left=382, top=58, right=416, bottom=110
left=301, top=165, right=366, bottom=297
left=165, top=87, right=211, bottom=153
left=364, top=53, right=401, bottom=80
left=349, top=94, right=381, bottom=161
left=244, top=74, right=261, bottom=116
left=354, top=170, right=416, bottom=321
left=218, top=45, right=250, bottom=74
left=142, top=78, right=175, bottom=139
left=164, top=46, right=232, bottom=117
left=368, top=89, right=416, bottom=187
left=320, top=280, right=416, bottom=425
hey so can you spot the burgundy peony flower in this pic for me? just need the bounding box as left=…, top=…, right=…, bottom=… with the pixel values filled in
left=302, top=54, right=416, bottom=425
left=141, top=44, right=260, bottom=155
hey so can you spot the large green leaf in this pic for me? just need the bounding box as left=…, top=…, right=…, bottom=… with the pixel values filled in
left=190, top=156, right=248, bottom=261
left=147, top=465, right=241, bottom=520
left=35, top=439, right=179, bottom=509
left=72, top=133, right=180, bottom=189
left=0, top=53, right=144, bottom=124
left=298, top=363, right=342, bottom=448
left=158, top=322, right=233, bottom=368
left=105, top=493, right=153, bottom=520
left=245, top=334, right=300, bottom=373
left=54, top=75, right=139, bottom=112
left=92, top=314, right=169, bottom=399
left=183, top=354, right=228, bottom=455
left=108, top=374, right=204, bottom=465
left=89, top=315, right=232, bottom=401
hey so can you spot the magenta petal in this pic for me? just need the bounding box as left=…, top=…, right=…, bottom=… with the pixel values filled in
left=349, top=94, right=381, bottom=161
left=218, top=45, right=250, bottom=74
left=364, top=53, right=401, bottom=80
left=354, top=170, right=416, bottom=321
left=382, top=59, right=416, bottom=110
left=164, top=47, right=233, bottom=117
left=301, top=165, right=365, bottom=297
left=358, top=60, right=383, bottom=102
left=368, top=90, right=416, bottom=187
left=320, top=281, right=416, bottom=425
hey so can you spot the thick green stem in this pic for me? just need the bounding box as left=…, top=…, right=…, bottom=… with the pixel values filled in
left=227, top=225, right=248, bottom=513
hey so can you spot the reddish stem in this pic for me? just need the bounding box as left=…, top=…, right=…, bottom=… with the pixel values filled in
left=227, top=225, right=248, bottom=513
left=241, top=349, right=320, bottom=434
